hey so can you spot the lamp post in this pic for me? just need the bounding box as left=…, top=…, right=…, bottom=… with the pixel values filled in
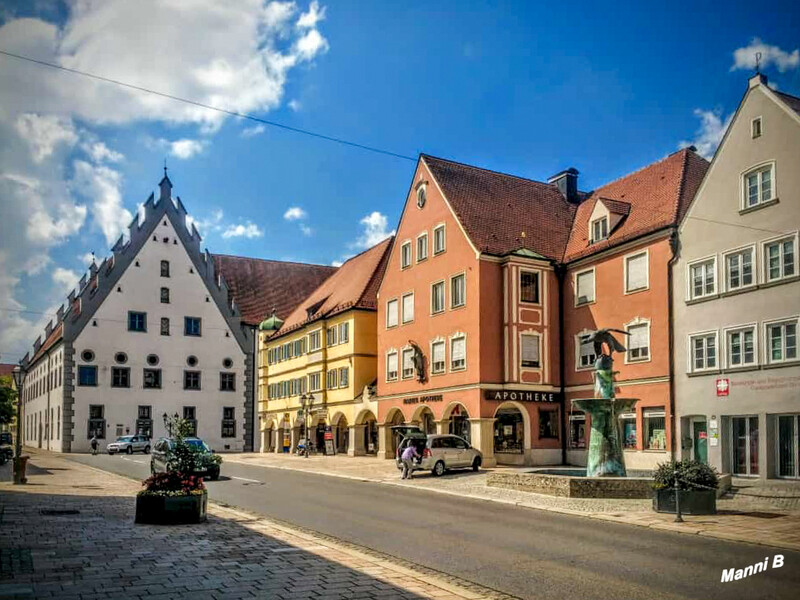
left=300, top=393, right=315, bottom=458
left=11, top=364, right=27, bottom=485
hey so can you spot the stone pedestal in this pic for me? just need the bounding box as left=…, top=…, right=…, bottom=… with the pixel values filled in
left=572, top=398, right=638, bottom=477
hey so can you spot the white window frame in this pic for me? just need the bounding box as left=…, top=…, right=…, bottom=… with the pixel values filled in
left=591, top=216, right=608, bottom=242
left=723, top=323, right=758, bottom=369
left=308, top=329, right=322, bottom=352
left=687, top=330, right=719, bottom=374
left=624, top=318, right=651, bottom=364
left=763, top=317, right=799, bottom=365
left=433, top=223, right=446, bottom=255
left=762, top=232, right=798, bottom=284
left=450, top=332, right=467, bottom=372
left=520, top=332, right=541, bottom=369
left=401, top=292, right=415, bottom=324
left=575, top=330, right=596, bottom=372
left=339, top=367, right=349, bottom=388
left=386, top=350, right=398, bottom=382
left=722, top=245, right=757, bottom=293
left=574, top=267, right=595, bottom=306
left=623, top=249, right=649, bottom=294
left=327, top=369, right=337, bottom=390
left=751, top=116, right=762, bottom=139
left=416, top=232, right=428, bottom=262
left=430, top=338, right=446, bottom=375
left=401, top=346, right=415, bottom=380
left=741, top=161, right=776, bottom=210
left=309, top=371, right=322, bottom=392
left=430, top=280, right=445, bottom=315
left=386, top=298, right=399, bottom=328
left=338, top=322, right=349, bottom=344
left=686, top=256, right=718, bottom=301
left=400, top=241, right=412, bottom=269
left=450, top=272, right=466, bottom=309
left=327, top=326, right=337, bottom=347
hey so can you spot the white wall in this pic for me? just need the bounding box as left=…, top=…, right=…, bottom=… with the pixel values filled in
left=22, top=343, right=65, bottom=453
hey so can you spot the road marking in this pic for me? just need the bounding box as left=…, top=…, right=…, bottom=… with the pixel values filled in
left=231, top=476, right=262, bottom=484
left=121, top=457, right=146, bottom=464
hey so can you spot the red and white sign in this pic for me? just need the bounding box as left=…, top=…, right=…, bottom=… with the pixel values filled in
left=716, top=378, right=730, bottom=397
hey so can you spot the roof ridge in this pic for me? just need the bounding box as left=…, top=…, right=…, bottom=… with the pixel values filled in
left=338, top=235, right=394, bottom=268
left=355, top=237, right=394, bottom=307
left=422, top=153, right=571, bottom=192
left=213, top=253, right=336, bottom=269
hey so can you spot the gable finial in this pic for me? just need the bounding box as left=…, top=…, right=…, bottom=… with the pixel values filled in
left=164, top=158, right=168, bottom=178
left=755, top=51, right=762, bottom=74
left=90, top=251, right=96, bottom=265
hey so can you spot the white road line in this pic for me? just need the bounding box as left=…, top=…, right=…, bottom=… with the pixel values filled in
left=231, top=476, right=262, bottom=483
left=121, top=457, right=146, bottom=464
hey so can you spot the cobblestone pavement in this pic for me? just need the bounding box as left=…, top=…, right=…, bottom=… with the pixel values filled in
left=0, top=453, right=516, bottom=600
left=224, top=452, right=800, bottom=551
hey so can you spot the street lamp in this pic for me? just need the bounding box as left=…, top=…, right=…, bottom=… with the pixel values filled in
left=299, top=393, right=315, bottom=458
left=11, top=364, right=27, bottom=485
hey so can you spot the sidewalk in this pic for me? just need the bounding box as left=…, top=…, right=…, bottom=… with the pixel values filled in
left=0, top=453, right=515, bottom=600
left=225, top=452, right=800, bottom=551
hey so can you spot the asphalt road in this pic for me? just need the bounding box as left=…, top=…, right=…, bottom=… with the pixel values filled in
left=68, top=453, right=800, bottom=600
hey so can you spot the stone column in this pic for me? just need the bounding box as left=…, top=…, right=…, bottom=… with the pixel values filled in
left=274, top=428, right=283, bottom=453
left=291, top=426, right=301, bottom=454
left=378, top=424, right=391, bottom=459
left=469, top=418, right=497, bottom=467
left=349, top=424, right=366, bottom=456
left=436, top=419, right=448, bottom=435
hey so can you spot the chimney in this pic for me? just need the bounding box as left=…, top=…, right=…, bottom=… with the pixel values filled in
left=548, top=168, right=580, bottom=204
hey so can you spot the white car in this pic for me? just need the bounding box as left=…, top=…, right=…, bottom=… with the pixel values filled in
left=394, top=426, right=483, bottom=476
left=106, top=435, right=151, bottom=455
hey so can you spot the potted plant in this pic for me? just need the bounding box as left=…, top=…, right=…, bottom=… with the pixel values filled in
left=135, top=416, right=208, bottom=524
left=652, top=459, right=719, bottom=515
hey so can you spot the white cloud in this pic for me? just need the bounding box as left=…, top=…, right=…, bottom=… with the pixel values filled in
left=79, top=252, right=96, bottom=266
left=300, top=224, right=313, bottom=236
left=14, top=113, right=78, bottom=163
left=84, top=141, right=124, bottom=163
left=284, top=206, right=307, bottom=221
left=731, top=38, right=800, bottom=73
left=27, top=202, right=88, bottom=245
left=297, top=1, right=326, bottom=29
left=23, top=255, right=52, bottom=276
left=72, top=160, right=132, bottom=244
left=294, top=28, right=329, bottom=61
left=241, top=124, right=266, bottom=137
left=52, top=267, right=79, bottom=293
left=678, top=108, right=734, bottom=160
left=187, top=208, right=224, bottom=236
left=288, top=99, right=301, bottom=112
left=331, top=259, right=344, bottom=267
left=170, top=138, right=207, bottom=159
left=354, top=211, right=395, bottom=249
left=222, top=222, right=264, bottom=239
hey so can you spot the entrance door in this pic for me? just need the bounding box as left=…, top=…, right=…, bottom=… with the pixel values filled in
left=732, top=416, right=759, bottom=476
left=693, top=421, right=708, bottom=464
left=777, top=415, right=799, bottom=478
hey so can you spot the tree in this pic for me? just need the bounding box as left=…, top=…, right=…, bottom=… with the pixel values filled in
left=0, top=375, right=15, bottom=426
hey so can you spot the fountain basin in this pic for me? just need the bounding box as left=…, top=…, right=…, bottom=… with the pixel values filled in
left=487, top=467, right=654, bottom=499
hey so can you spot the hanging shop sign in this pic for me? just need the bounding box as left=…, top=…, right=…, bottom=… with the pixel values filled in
left=484, top=389, right=562, bottom=403
left=403, top=394, right=444, bottom=405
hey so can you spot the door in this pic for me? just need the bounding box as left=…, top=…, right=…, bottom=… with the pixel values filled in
left=777, top=415, right=799, bottom=478
left=732, top=416, right=759, bottom=476
left=693, top=421, right=708, bottom=464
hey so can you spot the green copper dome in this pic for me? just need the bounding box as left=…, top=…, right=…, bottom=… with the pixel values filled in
left=258, top=311, right=283, bottom=332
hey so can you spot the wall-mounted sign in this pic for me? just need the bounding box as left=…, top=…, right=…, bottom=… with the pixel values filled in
left=716, top=378, right=730, bottom=397
left=484, top=389, right=562, bottom=403
left=403, top=394, right=444, bottom=405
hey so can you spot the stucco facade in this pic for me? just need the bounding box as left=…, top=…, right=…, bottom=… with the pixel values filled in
left=673, top=75, right=800, bottom=479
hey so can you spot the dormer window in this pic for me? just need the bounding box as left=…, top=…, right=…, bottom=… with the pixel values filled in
left=591, top=217, right=608, bottom=243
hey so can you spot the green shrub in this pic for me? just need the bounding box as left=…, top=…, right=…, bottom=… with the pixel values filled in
left=653, top=459, right=719, bottom=491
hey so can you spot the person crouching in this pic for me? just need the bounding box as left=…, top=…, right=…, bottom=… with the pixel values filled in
left=400, top=443, right=419, bottom=480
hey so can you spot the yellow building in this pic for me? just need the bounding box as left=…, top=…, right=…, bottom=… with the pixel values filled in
left=258, top=237, right=393, bottom=455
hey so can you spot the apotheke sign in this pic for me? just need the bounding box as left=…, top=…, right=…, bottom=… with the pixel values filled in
left=484, top=389, right=562, bottom=403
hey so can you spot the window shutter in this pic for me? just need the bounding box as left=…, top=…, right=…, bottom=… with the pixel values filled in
left=522, top=335, right=539, bottom=364
left=403, top=350, right=414, bottom=371
left=627, top=254, right=647, bottom=290
left=452, top=337, right=466, bottom=361
left=629, top=324, right=648, bottom=349
left=388, top=353, right=398, bottom=372
left=433, top=342, right=445, bottom=364
left=577, top=271, right=594, bottom=303
left=403, top=295, right=414, bottom=322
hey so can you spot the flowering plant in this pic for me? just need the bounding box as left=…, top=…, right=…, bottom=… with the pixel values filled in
left=139, top=471, right=205, bottom=497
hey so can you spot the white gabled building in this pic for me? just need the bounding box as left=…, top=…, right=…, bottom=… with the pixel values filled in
left=21, top=174, right=254, bottom=453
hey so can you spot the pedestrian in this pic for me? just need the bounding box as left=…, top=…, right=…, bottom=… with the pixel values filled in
left=400, top=441, right=419, bottom=480
left=90, top=435, right=98, bottom=456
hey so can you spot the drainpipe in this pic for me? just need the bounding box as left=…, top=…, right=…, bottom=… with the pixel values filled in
left=555, top=263, right=567, bottom=465
left=667, top=230, right=679, bottom=462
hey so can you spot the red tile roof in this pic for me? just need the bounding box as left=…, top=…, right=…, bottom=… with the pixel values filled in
left=28, top=323, right=63, bottom=367
left=273, top=237, right=394, bottom=338
left=212, top=256, right=338, bottom=326
left=0, top=363, right=16, bottom=378
left=422, top=155, right=578, bottom=260
left=564, top=148, right=709, bottom=262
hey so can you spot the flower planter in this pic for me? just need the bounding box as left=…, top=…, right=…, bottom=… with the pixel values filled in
left=135, top=490, right=208, bottom=524
left=653, top=488, right=716, bottom=515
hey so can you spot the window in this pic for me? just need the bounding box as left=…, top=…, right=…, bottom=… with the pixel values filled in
left=220, top=372, right=235, bottom=391
left=309, top=330, right=321, bottom=352
left=184, top=317, right=202, bottom=336
left=78, top=365, right=98, bottom=386
left=81, top=349, right=95, bottom=362
left=160, top=287, right=170, bottom=304
left=575, top=269, right=595, bottom=305
left=183, top=406, right=197, bottom=437
left=727, top=326, right=756, bottom=367
left=338, top=322, right=349, bottom=344
left=402, top=293, right=414, bottom=323
left=402, top=348, right=415, bottom=379
left=520, top=271, right=539, bottom=303
left=591, top=217, right=608, bottom=242
left=416, top=185, right=426, bottom=208
left=128, top=311, right=146, bottom=332
left=223, top=357, right=233, bottom=369
left=146, top=354, right=159, bottom=366
left=689, top=259, right=716, bottom=300
left=401, top=241, right=412, bottom=268
left=725, top=248, right=754, bottom=291
left=88, top=405, right=105, bottom=439
left=184, top=371, right=201, bottom=390
left=626, top=321, right=650, bottom=362
left=620, top=413, right=637, bottom=449
left=431, top=281, right=445, bottom=314
left=450, top=273, right=465, bottom=308
left=431, top=341, right=445, bottom=374
left=111, top=367, right=130, bottom=388
left=433, top=224, right=446, bottom=254
left=751, top=117, right=762, bottom=139
left=327, top=369, right=338, bottom=389
left=521, top=334, right=540, bottom=368
left=114, top=352, right=127, bottom=364
left=386, top=299, right=398, bottom=328
left=160, top=260, right=170, bottom=277
left=569, top=413, right=586, bottom=449
left=143, top=368, right=162, bottom=389
left=417, top=233, right=428, bottom=262
left=339, top=367, right=349, bottom=388
left=743, top=164, right=773, bottom=209
left=644, top=409, right=667, bottom=450
left=538, top=408, right=559, bottom=439
left=764, top=236, right=796, bottom=282
left=577, top=334, right=596, bottom=370
left=625, top=251, right=648, bottom=293
left=136, top=406, right=152, bottom=438
left=186, top=355, right=198, bottom=367
left=160, top=317, right=170, bottom=336
left=222, top=407, right=236, bottom=438
left=309, top=371, right=322, bottom=392
left=386, top=351, right=398, bottom=381
left=690, top=333, right=717, bottom=372
left=766, top=320, right=798, bottom=364
left=451, top=335, right=466, bottom=371
left=327, top=326, right=337, bottom=346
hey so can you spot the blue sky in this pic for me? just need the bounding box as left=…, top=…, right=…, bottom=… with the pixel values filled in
left=1, top=0, right=799, bottom=361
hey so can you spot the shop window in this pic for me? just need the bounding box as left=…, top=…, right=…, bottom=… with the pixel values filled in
left=520, top=271, right=539, bottom=303
left=111, top=367, right=130, bottom=388
left=78, top=365, right=98, bottom=386
left=431, top=341, right=445, bottom=374
left=538, top=408, right=558, bottom=439
left=386, top=351, right=398, bottom=381
left=520, top=333, right=540, bottom=368
left=494, top=407, right=524, bottom=454
left=777, top=415, right=799, bottom=478
left=732, top=416, right=759, bottom=476
left=569, top=413, right=586, bottom=449
left=88, top=405, right=105, bottom=439
left=386, top=299, right=399, bottom=328
left=221, top=407, right=236, bottom=438
left=448, top=407, right=470, bottom=442
left=644, top=409, right=666, bottom=450
left=620, top=413, right=637, bottom=449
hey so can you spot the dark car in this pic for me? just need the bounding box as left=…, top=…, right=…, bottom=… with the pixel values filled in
left=0, top=432, right=13, bottom=462
left=150, top=437, right=221, bottom=480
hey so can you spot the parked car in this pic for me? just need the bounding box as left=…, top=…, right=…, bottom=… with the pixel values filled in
left=0, top=432, right=13, bottom=462
left=150, top=437, right=221, bottom=480
left=106, top=435, right=151, bottom=455
left=392, top=425, right=482, bottom=477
